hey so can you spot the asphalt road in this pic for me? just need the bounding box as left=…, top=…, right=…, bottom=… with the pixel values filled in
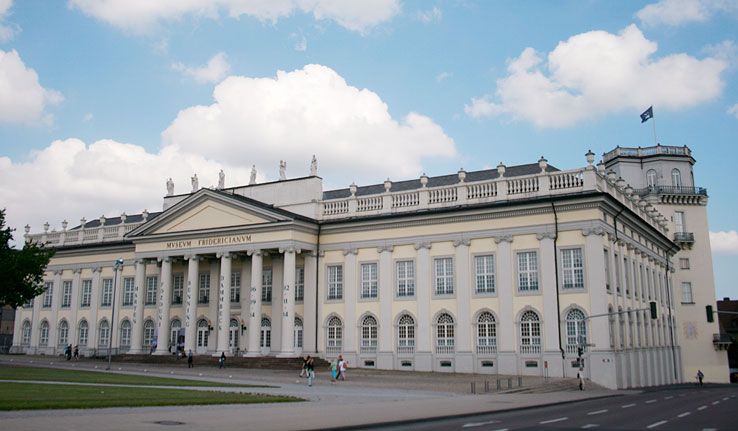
left=356, top=385, right=737, bottom=431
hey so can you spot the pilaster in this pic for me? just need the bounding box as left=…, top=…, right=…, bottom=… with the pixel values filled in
left=216, top=252, right=232, bottom=355
left=377, top=245, right=393, bottom=369
left=278, top=248, right=297, bottom=357
left=130, top=260, right=146, bottom=353
left=155, top=257, right=172, bottom=355
left=247, top=250, right=263, bottom=356
left=414, top=241, right=432, bottom=372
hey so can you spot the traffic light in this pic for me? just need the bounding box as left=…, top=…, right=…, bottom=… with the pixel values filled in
left=649, top=301, right=658, bottom=319
left=706, top=305, right=714, bottom=323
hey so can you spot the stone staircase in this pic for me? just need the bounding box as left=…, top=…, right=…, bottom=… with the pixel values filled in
left=111, top=354, right=331, bottom=370
left=500, top=378, right=605, bottom=393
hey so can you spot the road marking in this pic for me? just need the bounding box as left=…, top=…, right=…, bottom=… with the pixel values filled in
left=581, top=425, right=599, bottom=429
left=723, top=397, right=729, bottom=401
left=491, top=429, right=508, bottom=431
left=622, top=403, right=636, bottom=408
left=711, top=401, right=719, bottom=405
left=646, top=420, right=667, bottom=429
left=463, top=420, right=499, bottom=428
left=540, top=417, right=568, bottom=424
left=677, top=412, right=691, bottom=418
left=587, top=409, right=608, bottom=415
left=646, top=399, right=657, bottom=404
left=702, top=428, right=717, bottom=431
left=664, top=396, right=673, bottom=400
left=697, top=406, right=707, bottom=410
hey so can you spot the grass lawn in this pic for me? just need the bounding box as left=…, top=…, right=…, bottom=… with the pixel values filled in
left=0, top=366, right=268, bottom=387
left=0, top=382, right=301, bottom=410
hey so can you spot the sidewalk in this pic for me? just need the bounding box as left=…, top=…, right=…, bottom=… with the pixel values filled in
left=0, top=355, right=627, bottom=431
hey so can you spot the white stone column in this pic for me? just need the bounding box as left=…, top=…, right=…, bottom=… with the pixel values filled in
left=207, top=261, right=220, bottom=353
left=494, top=235, right=516, bottom=375
left=69, top=269, right=81, bottom=347
left=279, top=247, right=297, bottom=357
left=538, top=232, right=562, bottom=376
left=414, top=241, right=432, bottom=371
left=48, top=270, right=62, bottom=354
left=11, top=303, right=24, bottom=352
left=88, top=267, right=101, bottom=354
left=155, top=257, right=172, bottom=355
left=247, top=250, right=263, bottom=356
left=271, top=253, right=283, bottom=353
left=239, top=258, right=251, bottom=355
left=303, top=252, right=318, bottom=354
left=184, top=255, right=199, bottom=354
left=343, top=248, right=358, bottom=362
left=29, top=284, right=42, bottom=352
left=110, top=263, right=123, bottom=352
left=130, top=260, right=146, bottom=354
left=377, top=245, right=393, bottom=369
left=453, top=239, right=473, bottom=372
left=216, top=252, right=232, bottom=355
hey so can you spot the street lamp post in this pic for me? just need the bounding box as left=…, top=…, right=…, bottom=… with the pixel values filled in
left=107, top=258, right=124, bottom=370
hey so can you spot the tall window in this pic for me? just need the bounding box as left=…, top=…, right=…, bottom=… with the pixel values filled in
left=61, top=281, right=72, bottom=308
left=561, top=249, right=584, bottom=289
left=360, top=263, right=378, bottom=299
left=681, top=282, right=693, bottom=303
left=42, top=282, right=53, bottom=308
left=260, top=318, right=271, bottom=348
left=98, top=320, right=110, bottom=347
left=475, top=255, right=495, bottom=294
left=78, top=320, right=88, bottom=346
left=326, top=316, right=342, bottom=353
left=143, top=320, right=155, bottom=347
left=360, top=315, right=378, bottom=352
left=199, top=273, right=210, bottom=304
left=646, top=268, right=652, bottom=299
left=679, top=258, right=690, bottom=269
left=21, top=321, right=31, bottom=345
left=434, top=257, right=454, bottom=295
left=396, top=260, right=415, bottom=297
left=39, top=321, right=49, bottom=346
left=674, top=211, right=685, bottom=233
left=170, top=319, right=181, bottom=348
left=196, top=319, right=209, bottom=348
left=101, top=279, right=113, bottom=307
left=172, top=274, right=184, bottom=304
left=120, top=320, right=131, bottom=347
left=230, top=271, right=241, bottom=303
left=618, top=307, right=625, bottom=349
left=633, top=260, right=639, bottom=298
left=81, top=280, right=92, bottom=307
left=671, top=168, right=682, bottom=188
left=604, top=249, right=611, bottom=291
left=646, top=169, right=658, bottom=188
left=435, top=313, right=455, bottom=354
left=613, top=253, right=621, bottom=293
left=519, top=311, right=541, bottom=354
left=145, top=276, right=157, bottom=305
left=261, top=269, right=273, bottom=302
left=327, top=265, right=343, bottom=300
left=295, top=267, right=305, bottom=302
left=566, top=309, right=587, bottom=352
left=294, top=317, right=303, bottom=348
left=476, top=312, right=497, bottom=355
left=517, top=252, right=539, bottom=292
left=623, top=256, right=630, bottom=295
left=57, top=320, right=69, bottom=346
left=398, top=314, right=415, bottom=354
left=123, top=278, right=135, bottom=306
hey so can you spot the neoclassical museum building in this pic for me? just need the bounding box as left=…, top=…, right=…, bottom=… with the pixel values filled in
left=11, top=145, right=728, bottom=389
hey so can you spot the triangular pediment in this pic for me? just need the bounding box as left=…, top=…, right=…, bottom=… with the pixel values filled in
left=153, top=200, right=272, bottom=234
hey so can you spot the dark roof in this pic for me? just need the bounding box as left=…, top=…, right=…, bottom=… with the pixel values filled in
left=69, top=212, right=163, bottom=230
left=323, top=163, right=559, bottom=200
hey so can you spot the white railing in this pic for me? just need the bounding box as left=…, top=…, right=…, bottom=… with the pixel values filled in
left=429, top=187, right=457, bottom=204
left=435, top=345, right=455, bottom=355
left=357, top=196, right=382, bottom=212
left=476, top=344, right=497, bottom=355
left=397, top=345, right=415, bottom=355
left=520, top=344, right=541, bottom=355
left=507, top=176, right=538, bottom=195
left=467, top=182, right=496, bottom=199
left=392, top=191, right=419, bottom=208
left=323, top=200, right=349, bottom=215
left=360, top=345, right=377, bottom=354
left=103, top=226, right=118, bottom=239
left=26, top=220, right=147, bottom=248
left=549, top=171, right=583, bottom=190
left=326, top=345, right=342, bottom=354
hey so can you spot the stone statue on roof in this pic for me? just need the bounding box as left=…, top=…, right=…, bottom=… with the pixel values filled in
left=217, top=169, right=225, bottom=190
left=279, top=160, right=287, bottom=181
left=166, top=177, right=174, bottom=196
left=191, top=173, right=198, bottom=192
left=310, top=155, right=317, bottom=176
left=249, top=165, right=257, bottom=185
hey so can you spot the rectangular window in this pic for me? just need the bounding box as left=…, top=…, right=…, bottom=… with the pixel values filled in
left=623, top=256, right=630, bottom=295
left=261, top=269, right=273, bottom=302
left=679, top=258, right=690, bottom=270
left=101, top=278, right=113, bottom=307
left=517, top=251, right=539, bottom=292
left=295, top=267, right=305, bottom=302
left=614, top=252, right=621, bottom=293
left=434, top=257, right=454, bottom=295
left=646, top=268, right=652, bottom=299
left=475, top=255, right=495, bottom=294
left=172, top=274, right=184, bottom=304
left=327, top=265, right=343, bottom=300
left=604, top=249, right=611, bottom=292
left=230, top=271, right=241, bottom=303
left=633, top=261, right=639, bottom=298
left=42, top=281, right=53, bottom=308
left=360, top=263, right=378, bottom=299
left=396, top=260, right=415, bottom=297
left=681, top=282, right=693, bottom=303
left=145, top=276, right=158, bottom=305
left=199, top=273, right=210, bottom=304
left=560, top=249, right=584, bottom=290
left=122, top=277, right=135, bottom=306
left=61, top=280, right=72, bottom=308
left=674, top=211, right=685, bottom=233
left=81, top=280, right=91, bottom=307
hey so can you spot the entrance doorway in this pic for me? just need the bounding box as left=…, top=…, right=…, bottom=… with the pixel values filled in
left=197, top=319, right=209, bottom=354
left=229, top=318, right=239, bottom=354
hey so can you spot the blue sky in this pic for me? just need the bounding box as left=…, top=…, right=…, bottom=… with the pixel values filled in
left=0, top=0, right=736, bottom=298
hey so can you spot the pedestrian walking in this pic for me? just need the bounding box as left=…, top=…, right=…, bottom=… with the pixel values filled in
left=330, top=358, right=338, bottom=381
left=337, top=355, right=347, bottom=381
left=306, top=357, right=315, bottom=386
left=73, top=345, right=79, bottom=360
left=65, top=344, right=71, bottom=360
left=219, top=352, right=226, bottom=369
left=697, top=370, right=704, bottom=387
left=188, top=349, right=194, bottom=368
left=577, top=368, right=585, bottom=391
left=300, top=355, right=310, bottom=377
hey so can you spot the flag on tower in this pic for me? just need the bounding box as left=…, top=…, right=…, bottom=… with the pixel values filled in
left=640, top=106, right=653, bottom=123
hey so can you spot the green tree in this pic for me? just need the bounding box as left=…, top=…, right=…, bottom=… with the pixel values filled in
left=0, top=209, right=55, bottom=308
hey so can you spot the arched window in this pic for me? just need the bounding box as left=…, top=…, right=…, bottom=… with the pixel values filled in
left=398, top=314, right=415, bottom=354
left=98, top=320, right=110, bottom=347
left=360, top=315, right=377, bottom=353
left=608, top=306, right=615, bottom=348
left=229, top=318, right=239, bottom=350
left=565, top=309, right=587, bottom=353
left=170, top=319, right=181, bottom=349
left=57, top=320, right=69, bottom=347
left=197, top=319, right=209, bottom=349
left=519, top=311, right=541, bottom=354
left=120, top=320, right=132, bottom=347
left=21, top=321, right=31, bottom=345
left=436, top=313, right=455, bottom=354
left=326, top=316, right=342, bottom=354
left=294, top=317, right=303, bottom=349
left=143, top=319, right=155, bottom=347
left=260, top=317, right=271, bottom=348
left=476, top=312, right=496, bottom=355
left=646, top=169, right=658, bottom=189
left=671, top=168, right=682, bottom=189
left=78, top=320, right=89, bottom=346
left=39, top=320, right=49, bottom=346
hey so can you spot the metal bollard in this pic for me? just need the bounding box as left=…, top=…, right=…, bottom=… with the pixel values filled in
left=471, top=381, right=476, bottom=393
left=496, top=379, right=501, bottom=390
left=484, top=380, right=489, bottom=392
left=518, top=376, right=523, bottom=387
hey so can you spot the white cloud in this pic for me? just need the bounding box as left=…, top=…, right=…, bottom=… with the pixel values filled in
left=172, top=52, right=230, bottom=84
left=729, top=104, right=738, bottom=119
left=162, top=64, right=457, bottom=185
left=636, top=0, right=738, bottom=27
left=702, top=40, right=738, bottom=68
left=68, top=0, right=401, bottom=34
left=0, top=0, right=19, bottom=42
left=711, top=230, right=738, bottom=255
left=417, top=6, right=442, bottom=24
left=291, top=33, right=307, bottom=51
left=466, top=25, right=727, bottom=128
left=0, top=49, right=63, bottom=124
left=436, top=71, right=451, bottom=82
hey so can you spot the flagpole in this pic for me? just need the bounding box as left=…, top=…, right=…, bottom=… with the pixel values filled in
left=652, top=106, right=658, bottom=146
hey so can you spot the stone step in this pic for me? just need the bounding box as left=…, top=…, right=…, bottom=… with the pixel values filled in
left=111, top=353, right=331, bottom=370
